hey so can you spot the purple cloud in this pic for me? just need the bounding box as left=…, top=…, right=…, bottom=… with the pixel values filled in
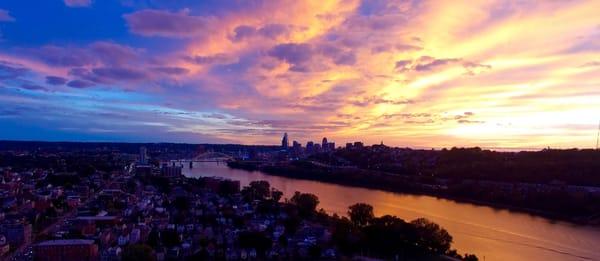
left=69, top=68, right=106, bottom=84
left=45, top=76, right=68, bottom=85
left=91, top=67, right=147, bottom=81
left=268, top=43, right=314, bottom=68
left=124, top=9, right=213, bottom=38
left=67, top=80, right=94, bottom=88
left=63, top=0, right=92, bottom=7
left=351, top=95, right=414, bottom=107
left=372, top=43, right=421, bottom=53
left=316, top=44, right=357, bottom=65
left=89, top=42, right=140, bottom=66
left=0, top=9, right=15, bottom=22
left=258, top=24, right=292, bottom=39
left=68, top=66, right=148, bottom=84
left=28, top=46, right=97, bottom=67
left=414, top=57, right=461, bottom=71
left=20, top=83, right=47, bottom=91
left=186, top=53, right=237, bottom=65
left=22, top=42, right=140, bottom=68
left=268, top=42, right=357, bottom=71
left=231, top=24, right=293, bottom=42
left=152, top=67, right=189, bottom=75
left=231, top=25, right=257, bottom=41
left=395, top=60, right=411, bottom=71
left=0, top=61, right=28, bottom=80
left=395, top=57, right=462, bottom=72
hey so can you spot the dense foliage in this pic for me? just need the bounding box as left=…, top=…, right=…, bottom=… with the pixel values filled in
left=329, top=147, right=600, bottom=186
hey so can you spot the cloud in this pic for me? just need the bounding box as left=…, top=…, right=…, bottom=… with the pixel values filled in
left=268, top=43, right=314, bottom=65
left=45, top=76, right=68, bottom=85
left=395, top=60, right=412, bottom=70
left=63, top=0, right=92, bottom=7
left=89, top=41, right=141, bottom=66
left=152, top=67, right=189, bottom=75
left=463, top=62, right=492, bottom=75
left=185, top=53, right=238, bottom=65
left=351, top=96, right=415, bottom=107
left=230, top=23, right=295, bottom=41
left=0, top=9, right=15, bottom=22
left=457, top=119, right=485, bottom=124
left=395, top=56, right=462, bottom=72
left=259, top=24, right=293, bottom=39
left=204, top=113, right=228, bottom=119
left=579, top=61, right=600, bottom=68
left=267, top=42, right=357, bottom=72
left=413, top=57, right=461, bottom=71
left=0, top=61, right=28, bottom=80
left=91, top=67, right=147, bottom=81
left=230, top=25, right=257, bottom=41
left=24, top=42, right=141, bottom=68
left=372, top=43, right=421, bottom=53
left=67, top=80, right=94, bottom=88
left=20, top=83, right=47, bottom=91
left=2, top=0, right=600, bottom=148
left=26, top=45, right=97, bottom=67
left=317, top=44, right=357, bottom=65
left=123, top=9, right=214, bottom=38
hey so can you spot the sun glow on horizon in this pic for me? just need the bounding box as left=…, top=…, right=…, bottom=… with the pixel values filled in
left=0, top=0, right=598, bottom=148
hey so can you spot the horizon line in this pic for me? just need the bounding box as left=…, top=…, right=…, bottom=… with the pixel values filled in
left=0, top=139, right=596, bottom=152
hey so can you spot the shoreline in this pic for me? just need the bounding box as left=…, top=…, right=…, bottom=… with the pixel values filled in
left=226, top=161, right=598, bottom=226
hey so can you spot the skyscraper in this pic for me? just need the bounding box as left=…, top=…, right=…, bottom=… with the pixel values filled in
left=281, top=133, right=289, bottom=149
left=306, top=141, right=314, bottom=154
left=139, top=147, right=148, bottom=165
left=322, top=137, right=328, bottom=151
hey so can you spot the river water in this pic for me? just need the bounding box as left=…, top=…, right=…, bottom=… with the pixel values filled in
left=183, top=162, right=600, bottom=261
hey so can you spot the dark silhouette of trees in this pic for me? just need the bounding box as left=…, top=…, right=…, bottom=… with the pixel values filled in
left=161, top=230, right=181, bottom=248
left=238, top=231, right=272, bottom=257
left=331, top=204, right=466, bottom=259
left=271, top=188, right=283, bottom=202
left=122, top=244, right=156, bottom=261
left=290, top=191, right=320, bottom=217
left=411, top=218, right=453, bottom=254
left=173, top=196, right=190, bottom=212
left=241, top=180, right=271, bottom=201
left=348, top=203, right=374, bottom=227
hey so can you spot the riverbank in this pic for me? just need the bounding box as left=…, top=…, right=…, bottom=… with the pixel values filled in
left=227, top=160, right=600, bottom=225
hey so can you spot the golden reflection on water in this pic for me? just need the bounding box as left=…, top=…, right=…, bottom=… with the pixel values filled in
left=184, top=162, right=600, bottom=261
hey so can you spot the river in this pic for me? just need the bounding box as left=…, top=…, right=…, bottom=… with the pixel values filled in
left=183, top=162, right=600, bottom=261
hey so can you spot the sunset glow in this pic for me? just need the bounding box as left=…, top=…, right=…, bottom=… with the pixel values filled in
left=1, top=0, right=599, bottom=148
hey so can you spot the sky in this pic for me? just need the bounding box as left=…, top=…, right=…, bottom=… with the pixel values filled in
left=0, top=0, right=599, bottom=148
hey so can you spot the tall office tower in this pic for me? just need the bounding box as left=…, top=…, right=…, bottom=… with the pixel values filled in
left=139, top=147, right=148, bottom=165
left=282, top=133, right=289, bottom=149
left=306, top=141, right=314, bottom=154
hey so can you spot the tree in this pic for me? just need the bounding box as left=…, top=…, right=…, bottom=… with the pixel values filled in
left=348, top=203, right=374, bottom=227
left=173, top=196, right=190, bottom=212
left=271, top=188, right=283, bottom=202
left=241, top=180, right=271, bottom=201
left=147, top=228, right=160, bottom=248
left=161, top=230, right=181, bottom=248
left=410, top=218, right=453, bottom=254
left=290, top=192, right=319, bottom=217
left=122, top=244, right=156, bottom=261
left=238, top=231, right=272, bottom=256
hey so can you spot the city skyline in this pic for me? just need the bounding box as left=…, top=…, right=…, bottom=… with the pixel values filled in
left=1, top=0, right=599, bottom=149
